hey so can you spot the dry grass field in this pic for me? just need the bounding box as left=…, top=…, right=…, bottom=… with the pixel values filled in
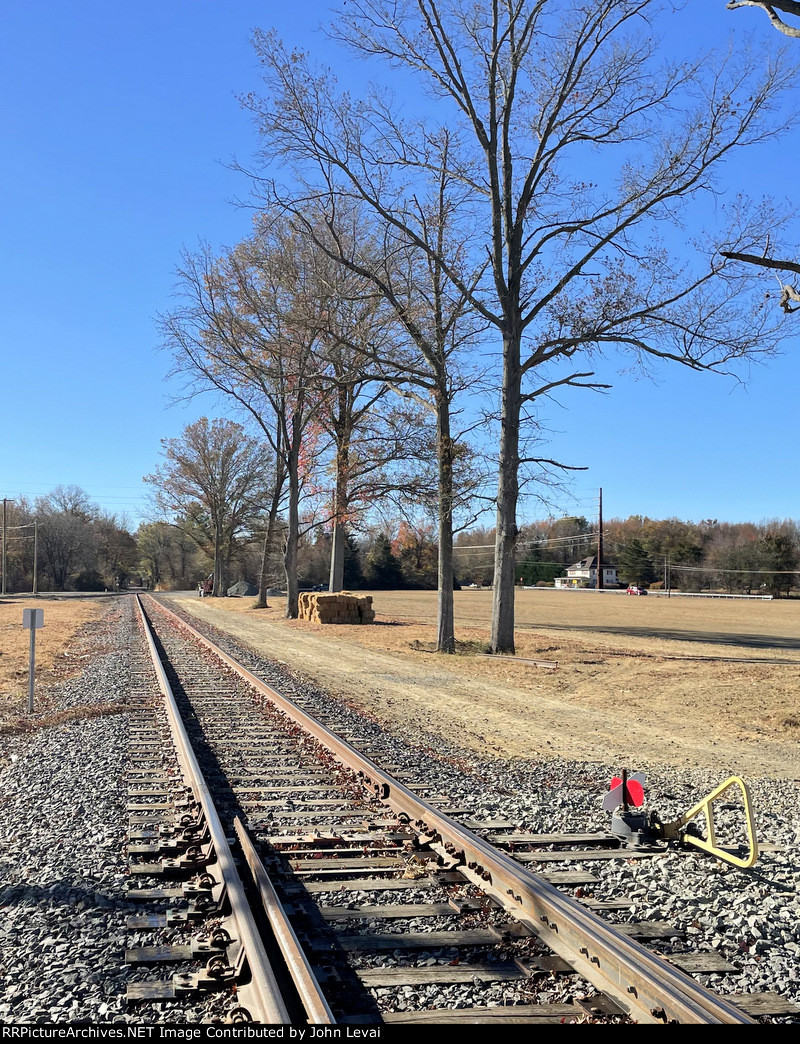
left=0, top=597, right=107, bottom=720
left=171, top=589, right=800, bottom=779
left=365, top=589, right=800, bottom=655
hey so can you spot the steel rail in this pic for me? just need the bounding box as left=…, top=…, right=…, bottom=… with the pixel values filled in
left=135, top=596, right=291, bottom=1024
left=147, top=595, right=755, bottom=1025
left=234, top=817, right=336, bottom=1025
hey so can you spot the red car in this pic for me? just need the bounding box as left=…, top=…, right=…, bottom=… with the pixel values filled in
left=626, top=585, right=648, bottom=595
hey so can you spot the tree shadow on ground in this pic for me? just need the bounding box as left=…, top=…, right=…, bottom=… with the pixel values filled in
left=517, top=622, right=800, bottom=651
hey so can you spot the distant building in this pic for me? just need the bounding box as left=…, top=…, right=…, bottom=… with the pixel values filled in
left=555, top=556, right=618, bottom=589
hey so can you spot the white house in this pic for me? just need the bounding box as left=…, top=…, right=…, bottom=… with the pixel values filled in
left=555, top=556, right=618, bottom=589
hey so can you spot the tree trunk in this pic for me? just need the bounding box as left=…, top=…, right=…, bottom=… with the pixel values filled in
left=257, top=475, right=284, bottom=608
left=329, top=429, right=350, bottom=592
left=490, top=334, right=522, bottom=654
left=284, top=450, right=300, bottom=619
left=329, top=523, right=346, bottom=592
left=213, top=523, right=222, bottom=597
left=257, top=518, right=275, bottom=608
left=221, top=540, right=232, bottom=597
left=329, top=388, right=351, bottom=593
left=436, top=388, right=455, bottom=653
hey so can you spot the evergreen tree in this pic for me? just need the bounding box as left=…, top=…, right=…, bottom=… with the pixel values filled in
left=364, top=534, right=404, bottom=589
left=617, top=539, right=657, bottom=587
left=516, top=551, right=562, bottom=586
left=757, top=533, right=797, bottom=597
left=343, top=533, right=364, bottom=589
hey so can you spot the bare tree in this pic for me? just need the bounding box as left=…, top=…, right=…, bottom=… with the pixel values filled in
left=249, top=157, right=490, bottom=651
left=144, top=418, right=271, bottom=596
left=160, top=246, right=288, bottom=610
left=246, top=0, right=794, bottom=652
left=279, top=229, right=433, bottom=593
left=35, top=486, right=97, bottom=591
left=226, top=230, right=332, bottom=617
left=162, top=219, right=439, bottom=616
left=159, top=229, right=322, bottom=617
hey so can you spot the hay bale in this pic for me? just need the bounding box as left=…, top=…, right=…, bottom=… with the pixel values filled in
left=299, top=591, right=375, bottom=624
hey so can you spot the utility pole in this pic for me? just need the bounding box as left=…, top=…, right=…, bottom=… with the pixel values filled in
left=32, top=521, right=38, bottom=595
left=596, top=487, right=604, bottom=591
left=1, top=499, right=6, bottom=596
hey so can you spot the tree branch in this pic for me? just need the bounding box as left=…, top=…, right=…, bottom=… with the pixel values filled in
left=720, top=249, right=800, bottom=276
left=726, top=1, right=800, bottom=38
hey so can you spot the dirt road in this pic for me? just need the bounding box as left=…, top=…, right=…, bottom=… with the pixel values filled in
left=168, top=592, right=800, bottom=779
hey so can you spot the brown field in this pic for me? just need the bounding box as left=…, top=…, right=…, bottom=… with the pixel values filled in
left=170, top=589, right=800, bottom=779
left=0, top=597, right=108, bottom=719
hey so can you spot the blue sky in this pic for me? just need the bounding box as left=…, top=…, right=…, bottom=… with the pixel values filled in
left=0, top=1, right=797, bottom=529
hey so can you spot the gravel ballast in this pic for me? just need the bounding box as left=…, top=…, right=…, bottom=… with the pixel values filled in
left=1, top=592, right=797, bottom=1023
left=0, top=598, right=134, bottom=1022
left=0, top=597, right=209, bottom=1024
left=160, top=595, right=800, bottom=1021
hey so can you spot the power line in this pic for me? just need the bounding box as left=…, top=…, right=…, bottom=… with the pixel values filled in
left=456, top=533, right=598, bottom=551
left=670, top=564, right=798, bottom=575
left=0, top=482, right=147, bottom=491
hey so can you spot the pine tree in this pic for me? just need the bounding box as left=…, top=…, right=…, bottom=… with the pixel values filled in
left=343, top=533, right=364, bottom=590
left=617, top=539, right=657, bottom=588
left=364, top=534, right=404, bottom=589
left=757, top=533, right=797, bottom=597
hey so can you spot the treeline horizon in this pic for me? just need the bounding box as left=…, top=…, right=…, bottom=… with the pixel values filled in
left=2, top=487, right=798, bottom=598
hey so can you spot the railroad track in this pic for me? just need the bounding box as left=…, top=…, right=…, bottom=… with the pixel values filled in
left=121, top=593, right=794, bottom=1025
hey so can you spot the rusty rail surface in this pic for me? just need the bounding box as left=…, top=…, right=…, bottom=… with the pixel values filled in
left=145, top=595, right=755, bottom=1025
left=135, top=596, right=291, bottom=1024
left=234, top=817, right=335, bottom=1025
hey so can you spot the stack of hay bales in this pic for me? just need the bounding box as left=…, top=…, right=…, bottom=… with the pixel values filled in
left=298, top=592, right=375, bottom=624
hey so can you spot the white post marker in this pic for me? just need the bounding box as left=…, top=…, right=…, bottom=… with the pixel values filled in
left=23, top=608, right=44, bottom=713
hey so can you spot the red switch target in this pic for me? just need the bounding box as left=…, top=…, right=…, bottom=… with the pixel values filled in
left=609, top=775, right=644, bottom=807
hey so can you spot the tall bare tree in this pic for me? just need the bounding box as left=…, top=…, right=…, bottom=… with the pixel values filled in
left=162, top=219, right=439, bottom=615
left=246, top=0, right=794, bottom=652
left=35, top=486, right=97, bottom=591
left=277, top=228, right=434, bottom=593
left=249, top=155, right=489, bottom=651
left=145, top=418, right=271, bottom=596
left=160, top=243, right=287, bottom=608
left=160, top=226, right=328, bottom=617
